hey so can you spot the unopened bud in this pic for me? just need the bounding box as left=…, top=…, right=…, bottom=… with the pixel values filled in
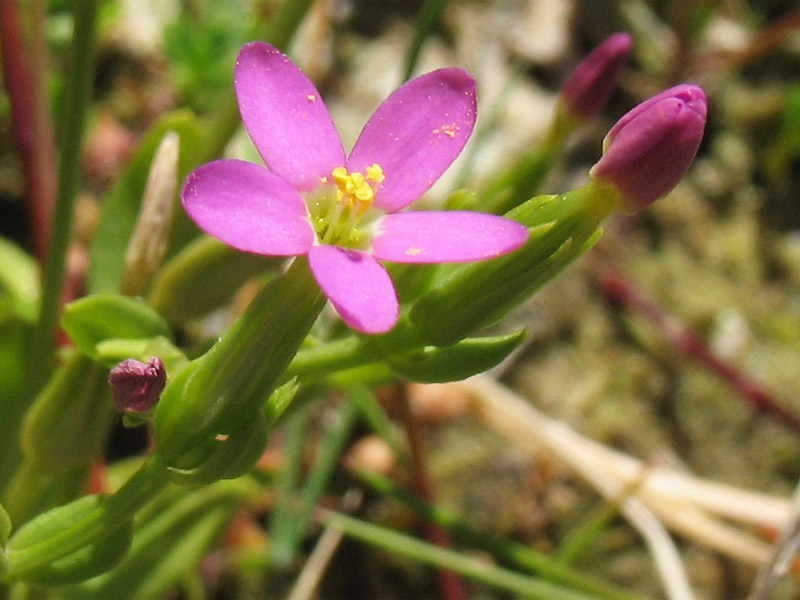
left=109, top=357, right=166, bottom=414
left=120, top=131, right=180, bottom=296
left=560, top=32, right=633, bottom=121
left=590, top=83, right=707, bottom=213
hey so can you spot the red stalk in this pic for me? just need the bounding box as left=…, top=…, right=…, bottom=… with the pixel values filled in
left=593, top=261, right=800, bottom=437
left=397, top=384, right=469, bottom=600
left=0, top=0, right=57, bottom=264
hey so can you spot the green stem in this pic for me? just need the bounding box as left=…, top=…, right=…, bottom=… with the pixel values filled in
left=262, top=0, right=318, bottom=53
left=28, top=0, right=98, bottom=388
left=556, top=499, right=625, bottom=566
left=268, top=404, right=311, bottom=568
left=320, top=511, right=605, bottom=600
left=403, top=0, right=447, bottom=80
left=285, top=336, right=375, bottom=382
left=285, top=315, right=428, bottom=384
left=357, top=471, right=650, bottom=600
left=479, top=118, right=572, bottom=215
left=201, top=0, right=317, bottom=162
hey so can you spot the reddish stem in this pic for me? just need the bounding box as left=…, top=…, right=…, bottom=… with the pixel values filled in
left=690, top=10, right=800, bottom=77
left=593, top=262, right=800, bottom=436
left=396, top=384, right=469, bottom=600
left=0, top=0, right=57, bottom=264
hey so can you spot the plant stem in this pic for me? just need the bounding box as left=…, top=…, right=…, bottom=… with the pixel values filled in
left=0, top=0, right=57, bottom=263
left=592, top=260, right=800, bottom=437
left=319, top=510, right=602, bottom=600
left=28, top=0, right=98, bottom=388
left=403, top=0, right=447, bottom=80
left=201, top=0, right=317, bottom=162
left=356, top=470, right=652, bottom=600
left=396, top=384, right=468, bottom=600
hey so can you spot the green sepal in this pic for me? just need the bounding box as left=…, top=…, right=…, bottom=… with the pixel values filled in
left=386, top=262, right=439, bottom=305
left=61, top=295, right=172, bottom=361
left=442, top=188, right=479, bottom=211
left=385, top=330, right=526, bottom=383
left=88, top=110, right=204, bottom=295
left=164, top=408, right=269, bottom=486
left=266, top=377, right=300, bottom=424
left=148, top=236, right=280, bottom=324
left=410, top=185, right=613, bottom=346
left=154, top=257, right=324, bottom=482
left=5, top=495, right=133, bottom=586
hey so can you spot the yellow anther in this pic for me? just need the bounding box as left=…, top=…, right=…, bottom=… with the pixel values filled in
left=329, top=165, right=385, bottom=209
left=366, top=164, right=385, bottom=183
left=331, top=167, right=349, bottom=185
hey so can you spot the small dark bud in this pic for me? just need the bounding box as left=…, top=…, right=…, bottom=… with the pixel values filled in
left=109, top=357, right=166, bottom=414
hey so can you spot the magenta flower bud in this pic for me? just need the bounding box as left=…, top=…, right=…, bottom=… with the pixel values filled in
left=109, top=357, right=166, bottom=413
left=560, top=32, right=633, bottom=120
left=589, top=83, right=707, bottom=213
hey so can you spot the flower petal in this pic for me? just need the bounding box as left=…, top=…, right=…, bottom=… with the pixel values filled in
left=182, top=159, right=314, bottom=256
left=308, top=245, right=398, bottom=334
left=348, top=69, right=477, bottom=213
left=235, top=42, right=346, bottom=191
left=371, top=212, right=528, bottom=263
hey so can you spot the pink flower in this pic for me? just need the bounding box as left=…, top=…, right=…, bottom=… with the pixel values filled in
left=182, top=42, right=528, bottom=334
left=561, top=32, right=633, bottom=121
left=590, top=83, right=707, bottom=212
left=109, top=357, right=166, bottom=413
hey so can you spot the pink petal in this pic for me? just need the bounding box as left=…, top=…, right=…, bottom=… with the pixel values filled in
left=371, top=212, right=528, bottom=263
left=308, top=245, right=399, bottom=334
left=235, top=42, right=346, bottom=191
left=348, top=69, right=477, bottom=213
left=182, top=159, right=314, bottom=256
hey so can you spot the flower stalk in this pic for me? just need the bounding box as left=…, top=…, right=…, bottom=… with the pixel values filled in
left=477, top=32, right=632, bottom=215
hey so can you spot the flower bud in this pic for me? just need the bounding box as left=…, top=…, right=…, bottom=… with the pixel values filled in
left=109, top=357, right=166, bottom=414
left=589, top=84, right=707, bottom=213
left=560, top=32, right=633, bottom=121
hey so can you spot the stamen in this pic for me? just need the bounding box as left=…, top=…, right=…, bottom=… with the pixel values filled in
left=316, top=164, right=385, bottom=247
left=366, top=164, right=385, bottom=183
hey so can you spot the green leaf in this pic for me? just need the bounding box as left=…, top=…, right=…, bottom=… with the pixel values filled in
left=95, top=335, right=189, bottom=373
left=88, top=110, right=204, bottom=295
left=6, top=495, right=133, bottom=586
left=61, top=295, right=172, bottom=361
left=322, top=511, right=603, bottom=600
left=0, top=317, right=33, bottom=488
left=0, top=502, right=10, bottom=546
left=18, top=353, right=113, bottom=475
left=384, top=331, right=526, bottom=383
left=0, top=237, right=40, bottom=322
left=63, top=482, right=248, bottom=600
left=148, top=236, right=280, bottom=324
